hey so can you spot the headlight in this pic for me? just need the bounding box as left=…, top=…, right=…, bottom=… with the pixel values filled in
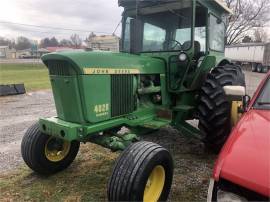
left=217, top=190, right=247, bottom=202
left=178, top=52, right=187, bottom=61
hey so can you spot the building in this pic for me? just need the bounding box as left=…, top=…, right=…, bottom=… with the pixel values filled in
left=86, top=35, right=120, bottom=52
left=0, top=46, right=16, bottom=59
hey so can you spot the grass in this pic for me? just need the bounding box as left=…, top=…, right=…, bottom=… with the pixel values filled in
left=0, top=136, right=216, bottom=202
left=0, top=144, right=119, bottom=202
left=0, top=63, right=50, bottom=91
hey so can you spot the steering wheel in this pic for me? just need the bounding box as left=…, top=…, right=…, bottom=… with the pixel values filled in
left=163, top=39, right=182, bottom=50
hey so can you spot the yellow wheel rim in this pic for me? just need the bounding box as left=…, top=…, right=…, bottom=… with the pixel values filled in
left=143, top=165, right=165, bottom=202
left=231, top=101, right=243, bottom=127
left=44, top=137, right=71, bottom=162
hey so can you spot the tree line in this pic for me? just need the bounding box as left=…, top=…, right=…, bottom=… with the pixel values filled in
left=0, top=34, right=84, bottom=51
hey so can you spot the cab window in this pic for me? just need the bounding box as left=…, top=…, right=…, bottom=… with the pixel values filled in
left=254, top=78, right=270, bottom=110
left=209, top=14, right=225, bottom=52
left=143, top=23, right=166, bottom=52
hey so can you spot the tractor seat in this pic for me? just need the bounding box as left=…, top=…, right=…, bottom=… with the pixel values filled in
left=182, top=41, right=204, bottom=61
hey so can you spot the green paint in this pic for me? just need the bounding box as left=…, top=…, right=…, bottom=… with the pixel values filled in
left=79, top=75, right=111, bottom=123
left=89, top=133, right=139, bottom=151
left=50, top=76, right=85, bottom=123
left=42, top=51, right=165, bottom=75
left=38, top=0, right=231, bottom=150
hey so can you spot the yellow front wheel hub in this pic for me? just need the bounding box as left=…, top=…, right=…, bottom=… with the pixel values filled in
left=45, top=137, right=71, bottom=162
left=231, top=101, right=243, bottom=127
left=143, top=165, right=165, bottom=202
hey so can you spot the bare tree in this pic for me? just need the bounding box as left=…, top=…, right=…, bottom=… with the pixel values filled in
left=70, top=34, right=82, bottom=48
left=85, top=32, right=96, bottom=42
left=15, top=36, right=32, bottom=50
left=253, top=28, right=268, bottom=42
left=59, top=39, right=73, bottom=47
left=39, top=37, right=59, bottom=48
left=0, top=37, right=15, bottom=49
left=242, top=35, right=252, bottom=43
left=225, top=0, right=270, bottom=45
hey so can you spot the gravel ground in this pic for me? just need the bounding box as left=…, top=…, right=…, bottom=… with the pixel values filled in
left=0, top=90, right=55, bottom=171
left=0, top=71, right=266, bottom=174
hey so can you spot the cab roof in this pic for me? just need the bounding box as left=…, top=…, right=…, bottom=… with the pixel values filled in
left=213, top=0, right=233, bottom=14
left=119, top=0, right=233, bottom=14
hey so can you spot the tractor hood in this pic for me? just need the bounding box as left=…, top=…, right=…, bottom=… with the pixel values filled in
left=41, top=51, right=165, bottom=75
left=213, top=109, right=270, bottom=197
left=41, top=51, right=166, bottom=124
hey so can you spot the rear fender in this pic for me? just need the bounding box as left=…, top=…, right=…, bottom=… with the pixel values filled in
left=217, top=58, right=231, bottom=67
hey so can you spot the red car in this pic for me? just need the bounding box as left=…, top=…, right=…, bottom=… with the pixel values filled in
left=208, top=71, right=270, bottom=201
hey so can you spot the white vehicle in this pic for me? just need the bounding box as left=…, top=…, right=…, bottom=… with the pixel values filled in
left=225, top=43, right=270, bottom=73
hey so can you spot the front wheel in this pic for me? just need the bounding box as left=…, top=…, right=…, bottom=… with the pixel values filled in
left=21, top=122, right=80, bottom=175
left=108, top=141, right=174, bottom=202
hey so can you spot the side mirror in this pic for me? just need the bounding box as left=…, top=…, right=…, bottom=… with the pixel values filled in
left=243, top=95, right=251, bottom=112
left=130, top=18, right=143, bottom=54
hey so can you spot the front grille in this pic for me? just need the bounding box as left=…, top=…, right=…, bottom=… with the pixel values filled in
left=47, top=60, right=74, bottom=76
left=111, top=75, right=135, bottom=117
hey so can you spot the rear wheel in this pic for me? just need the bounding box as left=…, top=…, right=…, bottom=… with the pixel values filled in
left=198, top=64, right=245, bottom=152
left=256, top=64, right=263, bottom=73
left=262, top=66, right=269, bottom=73
left=251, top=63, right=257, bottom=72
left=108, top=141, right=173, bottom=202
left=21, top=122, right=80, bottom=175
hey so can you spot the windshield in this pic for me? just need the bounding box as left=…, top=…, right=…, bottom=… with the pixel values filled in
left=122, top=1, right=193, bottom=52
left=253, top=78, right=270, bottom=110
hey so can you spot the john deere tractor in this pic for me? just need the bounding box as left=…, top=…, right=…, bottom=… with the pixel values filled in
left=21, top=0, right=246, bottom=201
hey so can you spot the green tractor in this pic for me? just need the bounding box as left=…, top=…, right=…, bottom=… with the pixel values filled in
left=21, top=0, right=246, bottom=201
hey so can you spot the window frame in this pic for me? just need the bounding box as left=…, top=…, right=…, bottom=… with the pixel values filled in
left=253, top=77, right=270, bottom=110
left=120, top=1, right=195, bottom=54
left=208, top=13, right=226, bottom=53
left=194, top=2, right=208, bottom=54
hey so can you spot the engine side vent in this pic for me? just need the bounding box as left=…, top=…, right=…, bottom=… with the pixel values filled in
left=111, top=75, right=135, bottom=117
left=47, top=60, right=74, bottom=76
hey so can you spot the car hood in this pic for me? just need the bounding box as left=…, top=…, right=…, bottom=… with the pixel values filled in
left=214, top=109, right=270, bottom=197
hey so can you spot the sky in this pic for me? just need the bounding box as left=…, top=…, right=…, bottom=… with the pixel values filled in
left=0, top=0, right=269, bottom=42
left=0, top=0, right=123, bottom=42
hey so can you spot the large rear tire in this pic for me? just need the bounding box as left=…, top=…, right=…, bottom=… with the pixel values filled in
left=21, top=122, right=80, bottom=175
left=108, top=141, right=173, bottom=202
left=198, top=64, right=245, bottom=152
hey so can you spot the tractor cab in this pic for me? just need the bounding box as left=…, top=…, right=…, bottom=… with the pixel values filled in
left=120, top=0, right=232, bottom=91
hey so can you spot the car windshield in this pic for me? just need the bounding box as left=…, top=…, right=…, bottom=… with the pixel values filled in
left=253, top=77, right=270, bottom=110
left=122, top=1, right=193, bottom=52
